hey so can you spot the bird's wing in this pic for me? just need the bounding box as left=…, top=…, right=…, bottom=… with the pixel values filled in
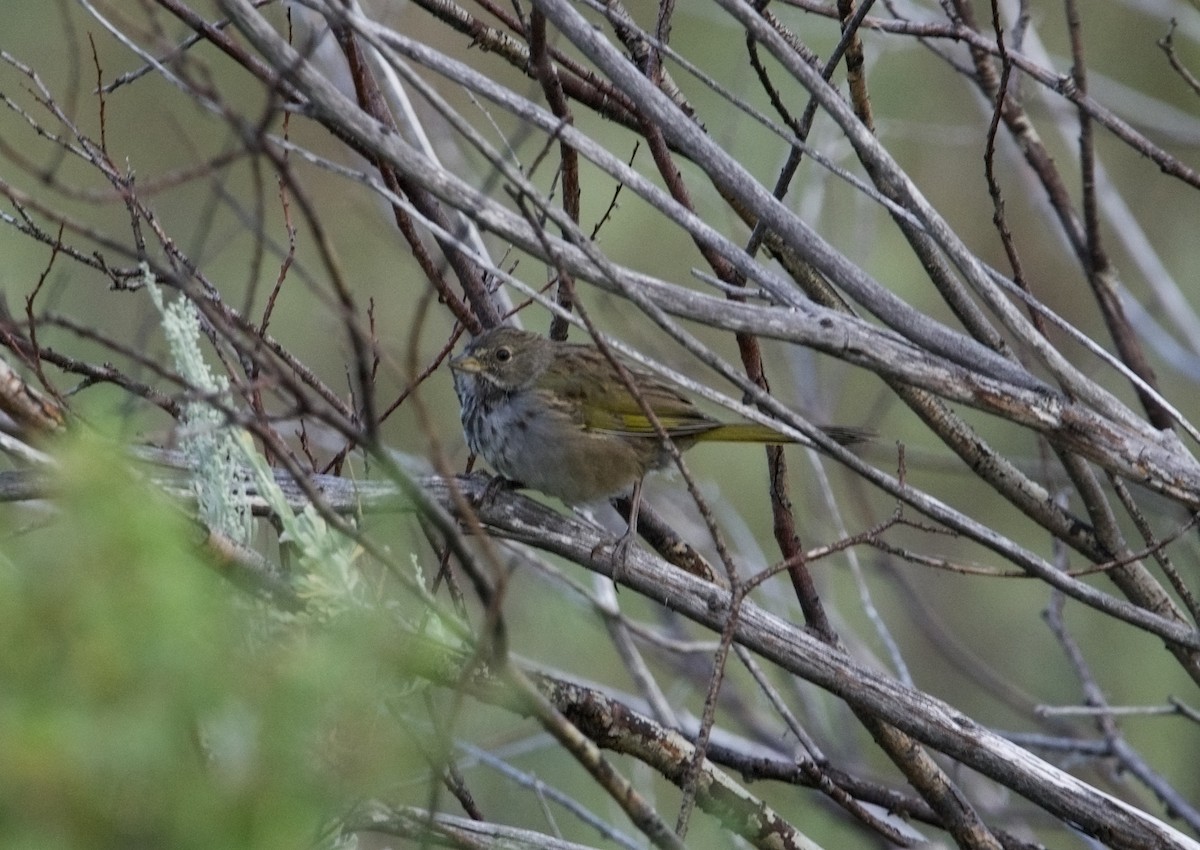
left=544, top=350, right=718, bottom=437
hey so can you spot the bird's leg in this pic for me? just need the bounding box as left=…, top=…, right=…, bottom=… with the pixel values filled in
left=608, top=477, right=644, bottom=581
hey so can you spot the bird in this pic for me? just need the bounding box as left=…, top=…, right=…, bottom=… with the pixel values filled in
left=449, top=326, right=867, bottom=537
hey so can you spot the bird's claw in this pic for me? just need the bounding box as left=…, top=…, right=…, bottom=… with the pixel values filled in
left=473, top=474, right=521, bottom=508
left=591, top=528, right=637, bottom=583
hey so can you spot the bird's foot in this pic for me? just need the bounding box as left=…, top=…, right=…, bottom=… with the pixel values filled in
left=473, top=474, right=522, bottom=508
left=590, top=526, right=637, bottom=584
left=595, top=478, right=645, bottom=585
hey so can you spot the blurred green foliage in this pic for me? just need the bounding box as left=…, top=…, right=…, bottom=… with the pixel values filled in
left=0, top=431, right=419, bottom=850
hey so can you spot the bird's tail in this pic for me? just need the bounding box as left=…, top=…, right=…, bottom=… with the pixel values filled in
left=701, top=423, right=872, bottom=445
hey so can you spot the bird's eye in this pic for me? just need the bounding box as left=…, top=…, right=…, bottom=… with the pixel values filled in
left=495, top=346, right=512, bottom=362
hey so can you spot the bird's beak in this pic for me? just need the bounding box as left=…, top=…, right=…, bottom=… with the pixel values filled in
left=448, top=352, right=481, bottom=374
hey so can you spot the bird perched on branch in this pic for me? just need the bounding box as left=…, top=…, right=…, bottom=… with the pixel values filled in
left=449, top=326, right=867, bottom=558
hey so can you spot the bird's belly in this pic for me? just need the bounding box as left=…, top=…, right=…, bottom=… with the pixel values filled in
left=462, top=396, right=648, bottom=504
left=511, top=431, right=646, bottom=504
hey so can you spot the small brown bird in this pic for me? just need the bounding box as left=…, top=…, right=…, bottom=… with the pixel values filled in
left=449, top=326, right=865, bottom=508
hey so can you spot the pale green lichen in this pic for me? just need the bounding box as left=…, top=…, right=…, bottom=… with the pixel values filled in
left=147, top=270, right=363, bottom=620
